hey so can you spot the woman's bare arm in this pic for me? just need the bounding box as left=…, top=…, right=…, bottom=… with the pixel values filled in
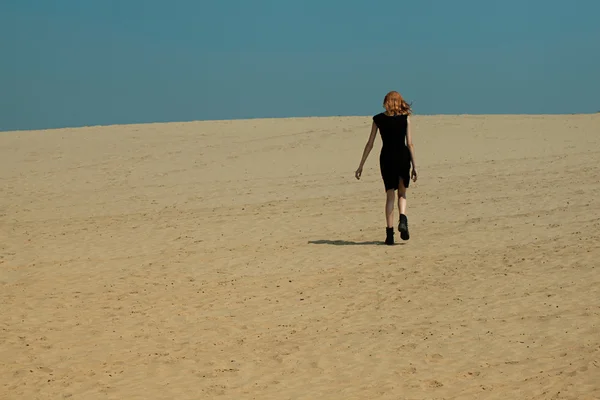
left=406, top=116, right=418, bottom=181
left=355, top=121, right=378, bottom=179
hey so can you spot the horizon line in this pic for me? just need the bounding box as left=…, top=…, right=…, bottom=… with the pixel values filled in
left=2, top=111, right=599, bottom=133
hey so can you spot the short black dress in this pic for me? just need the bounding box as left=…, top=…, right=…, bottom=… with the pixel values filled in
left=373, top=112, right=412, bottom=191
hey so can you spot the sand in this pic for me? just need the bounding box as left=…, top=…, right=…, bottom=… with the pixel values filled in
left=1, top=114, right=599, bottom=399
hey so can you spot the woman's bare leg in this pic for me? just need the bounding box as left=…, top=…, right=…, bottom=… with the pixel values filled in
left=397, top=179, right=410, bottom=240
left=397, top=180, right=407, bottom=216
left=385, top=189, right=395, bottom=228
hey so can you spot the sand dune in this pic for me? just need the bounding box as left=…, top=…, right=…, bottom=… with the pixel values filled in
left=1, top=114, right=599, bottom=399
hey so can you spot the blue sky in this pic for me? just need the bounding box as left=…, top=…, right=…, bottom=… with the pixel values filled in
left=1, top=0, right=599, bottom=131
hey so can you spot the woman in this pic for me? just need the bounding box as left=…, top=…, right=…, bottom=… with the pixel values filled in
left=355, top=91, right=418, bottom=245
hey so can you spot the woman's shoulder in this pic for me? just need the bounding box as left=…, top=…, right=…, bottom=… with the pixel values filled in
left=374, top=112, right=409, bottom=119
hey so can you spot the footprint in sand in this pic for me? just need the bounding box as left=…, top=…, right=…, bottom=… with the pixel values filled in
left=427, top=380, right=444, bottom=388
left=402, top=366, right=417, bottom=375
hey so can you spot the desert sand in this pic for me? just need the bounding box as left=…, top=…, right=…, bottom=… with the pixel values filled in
left=1, top=114, right=599, bottom=399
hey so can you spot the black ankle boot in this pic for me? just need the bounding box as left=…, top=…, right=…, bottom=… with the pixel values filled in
left=398, top=214, right=410, bottom=240
left=385, top=227, right=394, bottom=245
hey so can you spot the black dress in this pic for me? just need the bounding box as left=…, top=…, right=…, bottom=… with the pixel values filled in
left=373, top=112, right=412, bottom=191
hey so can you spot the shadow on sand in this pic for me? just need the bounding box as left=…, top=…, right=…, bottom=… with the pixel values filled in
left=308, top=239, right=405, bottom=246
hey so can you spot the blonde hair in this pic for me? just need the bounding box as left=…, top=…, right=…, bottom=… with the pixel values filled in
left=383, top=91, right=412, bottom=116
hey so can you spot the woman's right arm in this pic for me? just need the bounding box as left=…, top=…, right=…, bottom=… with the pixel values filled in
left=406, top=116, right=418, bottom=181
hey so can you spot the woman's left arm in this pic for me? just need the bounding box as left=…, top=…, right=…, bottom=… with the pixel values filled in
left=355, top=121, right=378, bottom=180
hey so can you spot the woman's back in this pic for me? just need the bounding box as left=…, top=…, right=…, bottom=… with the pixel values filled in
left=373, top=112, right=408, bottom=152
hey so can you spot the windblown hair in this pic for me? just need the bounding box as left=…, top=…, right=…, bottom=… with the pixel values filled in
left=383, top=91, right=412, bottom=116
